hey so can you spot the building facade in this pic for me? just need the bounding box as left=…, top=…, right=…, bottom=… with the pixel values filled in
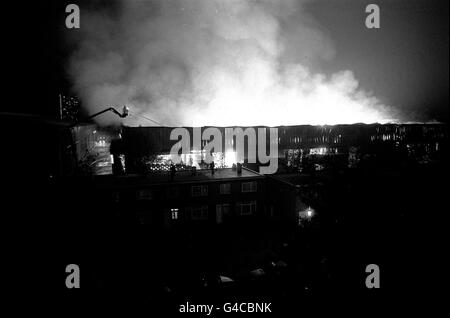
left=98, top=167, right=268, bottom=229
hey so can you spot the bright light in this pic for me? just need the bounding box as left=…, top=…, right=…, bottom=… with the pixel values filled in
left=184, top=64, right=393, bottom=127
left=224, top=151, right=237, bottom=167
left=310, top=147, right=328, bottom=155
left=298, top=206, right=315, bottom=224
left=171, top=208, right=179, bottom=220
left=75, top=1, right=396, bottom=128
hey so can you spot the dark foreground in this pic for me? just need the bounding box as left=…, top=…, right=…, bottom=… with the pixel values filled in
left=5, top=159, right=447, bottom=314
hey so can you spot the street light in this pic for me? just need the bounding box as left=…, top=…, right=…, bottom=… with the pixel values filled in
left=306, top=206, right=314, bottom=218
left=297, top=206, right=315, bottom=226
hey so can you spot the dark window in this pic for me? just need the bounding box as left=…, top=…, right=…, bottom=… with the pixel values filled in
left=241, top=181, right=257, bottom=193
left=191, top=185, right=208, bottom=197
left=168, top=187, right=179, bottom=198
left=215, top=204, right=229, bottom=224
left=220, top=183, right=231, bottom=194
left=191, top=206, right=209, bottom=220
left=216, top=203, right=230, bottom=215
left=136, top=189, right=152, bottom=200
left=237, top=201, right=257, bottom=215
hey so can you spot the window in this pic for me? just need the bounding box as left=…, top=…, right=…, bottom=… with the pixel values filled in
left=167, top=187, right=179, bottom=199
left=191, top=185, right=208, bottom=197
left=241, top=181, right=257, bottom=193
left=136, top=189, right=152, bottom=200
left=220, top=183, right=231, bottom=194
left=191, top=206, right=209, bottom=220
left=112, top=191, right=120, bottom=203
left=216, top=203, right=230, bottom=215
left=215, top=204, right=229, bottom=224
left=237, top=201, right=257, bottom=216
left=171, top=208, right=179, bottom=220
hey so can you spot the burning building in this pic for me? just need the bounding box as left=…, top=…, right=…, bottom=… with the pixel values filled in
left=112, top=123, right=448, bottom=175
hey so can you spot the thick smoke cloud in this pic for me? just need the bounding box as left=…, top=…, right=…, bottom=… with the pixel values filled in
left=69, top=0, right=395, bottom=126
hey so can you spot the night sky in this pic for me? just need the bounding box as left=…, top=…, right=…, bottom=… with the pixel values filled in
left=309, top=0, right=449, bottom=121
left=3, top=0, right=448, bottom=122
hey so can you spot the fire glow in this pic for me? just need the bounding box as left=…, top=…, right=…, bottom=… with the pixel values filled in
left=69, top=0, right=395, bottom=127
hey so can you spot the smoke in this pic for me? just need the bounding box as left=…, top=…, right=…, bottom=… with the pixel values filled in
left=69, top=0, right=396, bottom=126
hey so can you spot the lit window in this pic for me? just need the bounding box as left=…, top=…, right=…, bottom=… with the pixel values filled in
left=241, top=181, right=257, bottom=193
left=171, top=208, right=179, bottom=220
left=220, top=183, right=231, bottom=194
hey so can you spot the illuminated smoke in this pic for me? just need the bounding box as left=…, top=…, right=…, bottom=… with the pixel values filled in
left=69, top=0, right=396, bottom=126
